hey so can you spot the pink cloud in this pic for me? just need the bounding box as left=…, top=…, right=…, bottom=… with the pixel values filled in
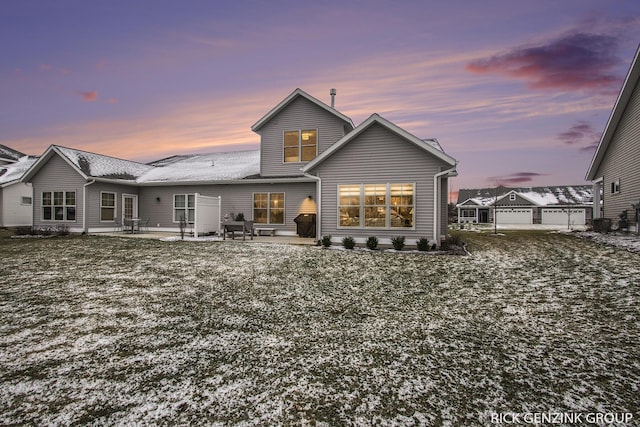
left=466, top=32, right=622, bottom=92
left=557, top=120, right=601, bottom=151
left=80, top=91, right=98, bottom=102
left=488, top=172, right=546, bottom=186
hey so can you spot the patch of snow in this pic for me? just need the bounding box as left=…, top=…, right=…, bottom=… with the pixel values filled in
left=576, top=231, right=640, bottom=253
left=138, top=150, right=260, bottom=183
left=0, top=156, right=38, bottom=185
left=57, top=146, right=152, bottom=179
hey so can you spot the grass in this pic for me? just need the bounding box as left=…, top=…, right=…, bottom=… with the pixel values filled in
left=0, top=231, right=638, bottom=425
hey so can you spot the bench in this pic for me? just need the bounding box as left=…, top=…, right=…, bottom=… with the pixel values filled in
left=222, top=220, right=254, bottom=240
left=254, top=227, right=276, bottom=236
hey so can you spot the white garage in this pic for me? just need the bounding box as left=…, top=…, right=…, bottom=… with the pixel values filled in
left=541, top=208, right=586, bottom=226
left=495, top=208, right=533, bottom=224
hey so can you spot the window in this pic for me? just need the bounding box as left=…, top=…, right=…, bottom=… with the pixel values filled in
left=253, top=193, right=285, bottom=224
left=100, top=192, right=116, bottom=221
left=42, top=191, right=76, bottom=221
left=21, top=196, right=32, bottom=205
left=509, top=193, right=517, bottom=201
left=611, top=179, right=620, bottom=194
left=174, top=194, right=195, bottom=223
left=339, top=183, right=414, bottom=229
left=283, top=129, right=317, bottom=162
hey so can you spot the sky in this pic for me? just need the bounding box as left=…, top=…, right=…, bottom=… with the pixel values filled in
left=1, top=0, right=639, bottom=198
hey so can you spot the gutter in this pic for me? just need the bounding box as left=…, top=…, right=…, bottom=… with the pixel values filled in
left=433, top=165, right=458, bottom=244
left=302, top=171, right=321, bottom=241
left=83, top=179, right=95, bottom=234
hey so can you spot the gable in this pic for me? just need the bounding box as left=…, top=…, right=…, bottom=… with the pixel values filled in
left=495, top=192, right=536, bottom=206
left=304, top=114, right=456, bottom=173
left=307, top=122, right=452, bottom=179
left=587, top=46, right=640, bottom=180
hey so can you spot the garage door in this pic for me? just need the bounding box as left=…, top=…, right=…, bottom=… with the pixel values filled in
left=495, top=208, right=533, bottom=224
left=541, top=208, right=586, bottom=226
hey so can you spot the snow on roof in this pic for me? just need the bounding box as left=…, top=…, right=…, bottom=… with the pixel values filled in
left=56, top=146, right=154, bottom=180
left=138, top=150, right=260, bottom=183
left=457, top=185, right=593, bottom=207
left=0, top=156, right=38, bottom=185
left=0, top=144, right=26, bottom=162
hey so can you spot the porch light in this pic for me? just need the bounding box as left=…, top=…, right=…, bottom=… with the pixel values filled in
left=156, top=197, right=161, bottom=202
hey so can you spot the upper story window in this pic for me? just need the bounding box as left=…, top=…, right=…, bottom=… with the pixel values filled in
left=284, top=129, right=317, bottom=162
left=509, top=193, right=517, bottom=201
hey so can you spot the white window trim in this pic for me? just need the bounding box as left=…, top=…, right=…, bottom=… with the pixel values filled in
left=337, top=183, right=416, bottom=230
left=41, top=190, right=76, bottom=222
left=611, top=179, right=620, bottom=194
left=509, top=193, right=517, bottom=201
left=252, top=192, right=286, bottom=225
left=282, top=129, right=318, bottom=163
left=173, top=194, right=195, bottom=223
left=100, top=191, right=117, bottom=223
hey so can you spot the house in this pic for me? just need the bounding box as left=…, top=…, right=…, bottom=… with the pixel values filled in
left=21, top=88, right=457, bottom=244
left=586, top=46, right=640, bottom=231
left=456, top=185, right=593, bottom=228
left=0, top=145, right=37, bottom=227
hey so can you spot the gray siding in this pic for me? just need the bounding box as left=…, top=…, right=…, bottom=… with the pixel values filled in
left=259, top=97, right=348, bottom=177
left=0, top=188, right=3, bottom=225
left=138, top=182, right=316, bottom=234
left=86, top=182, right=139, bottom=230
left=31, top=154, right=86, bottom=230
left=311, top=123, right=451, bottom=242
left=595, top=80, right=640, bottom=225
left=496, top=194, right=535, bottom=206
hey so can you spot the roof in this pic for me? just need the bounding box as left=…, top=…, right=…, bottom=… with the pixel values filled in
left=22, top=145, right=262, bottom=184
left=303, top=113, right=457, bottom=172
left=0, top=145, right=26, bottom=163
left=456, top=185, right=593, bottom=207
left=0, top=156, right=38, bottom=187
left=586, top=45, right=640, bottom=180
left=251, top=88, right=355, bottom=132
left=138, top=150, right=260, bottom=183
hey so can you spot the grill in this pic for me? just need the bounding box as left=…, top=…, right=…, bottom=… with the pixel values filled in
left=294, top=213, right=316, bottom=238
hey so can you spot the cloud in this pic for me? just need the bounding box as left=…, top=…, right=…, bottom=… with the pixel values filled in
left=466, top=32, right=622, bottom=92
left=488, top=172, right=546, bottom=186
left=557, top=120, right=601, bottom=151
left=79, top=91, right=98, bottom=102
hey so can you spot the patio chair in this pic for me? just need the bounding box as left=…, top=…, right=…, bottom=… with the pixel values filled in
left=122, top=218, right=133, bottom=233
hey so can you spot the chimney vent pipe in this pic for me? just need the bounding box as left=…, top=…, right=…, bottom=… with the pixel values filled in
left=330, top=88, right=336, bottom=108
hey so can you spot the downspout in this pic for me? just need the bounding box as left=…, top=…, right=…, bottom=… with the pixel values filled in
left=303, top=171, right=321, bottom=241
left=433, top=165, right=457, bottom=245
left=83, top=179, right=95, bottom=234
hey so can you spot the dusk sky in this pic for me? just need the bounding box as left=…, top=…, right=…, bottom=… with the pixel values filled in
left=2, top=1, right=639, bottom=197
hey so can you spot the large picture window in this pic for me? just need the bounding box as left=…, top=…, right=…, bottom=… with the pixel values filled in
left=174, top=194, right=195, bottom=223
left=42, top=191, right=76, bottom=221
left=100, top=192, right=116, bottom=221
left=254, top=192, right=285, bottom=224
left=284, top=129, right=317, bottom=162
left=339, top=183, right=414, bottom=229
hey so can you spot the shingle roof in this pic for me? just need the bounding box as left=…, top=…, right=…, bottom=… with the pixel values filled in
left=139, top=150, right=260, bottom=182
left=457, top=185, right=593, bottom=207
left=0, top=145, right=26, bottom=162
left=56, top=146, right=154, bottom=180
left=0, top=156, right=38, bottom=186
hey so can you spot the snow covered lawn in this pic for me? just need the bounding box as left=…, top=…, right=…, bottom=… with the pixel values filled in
left=1, top=232, right=638, bottom=425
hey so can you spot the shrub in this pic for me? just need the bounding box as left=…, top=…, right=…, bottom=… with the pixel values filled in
left=366, top=236, right=379, bottom=250
left=440, top=234, right=464, bottom=252
left=13, top=226, right=33, bottom=236
left=321, top=235, right=332, bottom=248
left=342, top=236, right=356, bottom=250
left=234, top=212, right=245, bottom=222
left=391, top=236, right=405, bottom=251
left=416, top=237, right=431, bottom=251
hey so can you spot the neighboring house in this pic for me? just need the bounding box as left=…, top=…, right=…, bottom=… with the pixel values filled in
left=22, top=88, right=458, bottom=244
left=456, top=185, right=593, bottom=227
left=0, top=144, right=26, bottom=166
left=586, top=46, right=640, bottom=231
left=0, top=153, right=38, bottom=227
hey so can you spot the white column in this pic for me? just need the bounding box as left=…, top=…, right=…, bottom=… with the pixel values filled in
left=592, top=180, right=602, bottom=219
